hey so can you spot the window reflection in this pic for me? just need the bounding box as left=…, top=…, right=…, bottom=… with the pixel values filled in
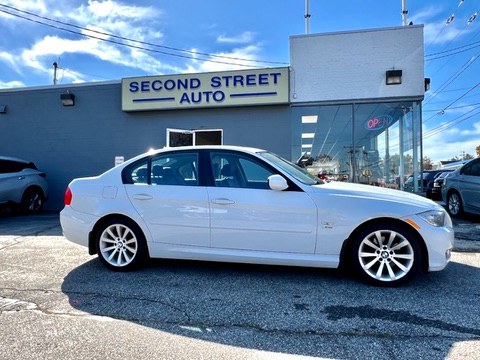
left=293, top=101, right=422, bottom=191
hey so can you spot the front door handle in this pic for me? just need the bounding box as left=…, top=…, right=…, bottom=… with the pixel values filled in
left=211, top=198, right=235, bottom=205
left=132, top=194, right=153, bottom=201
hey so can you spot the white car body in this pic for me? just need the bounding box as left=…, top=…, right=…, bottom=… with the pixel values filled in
left=60, top=146, right=454, bottom=285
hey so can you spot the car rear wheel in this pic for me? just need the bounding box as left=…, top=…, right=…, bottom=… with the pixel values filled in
left=96, top=218, right=147, bottom=271
left=446, top=191, right=463, bottom=217
left=20, top=187, right=44, bottom=214
left=350, top=223, right=422, bottom=286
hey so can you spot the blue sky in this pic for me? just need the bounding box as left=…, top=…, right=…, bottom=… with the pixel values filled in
left=0, top=0, right=479, bottom=162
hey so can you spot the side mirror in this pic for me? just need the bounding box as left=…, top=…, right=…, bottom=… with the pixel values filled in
left=268, top=174, right=289, bottom=191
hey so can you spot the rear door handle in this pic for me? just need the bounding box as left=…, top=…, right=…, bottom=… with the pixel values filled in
left=132, top=194, right=153, bottom=200
left=18, top=176, right=25, bottom=180
left=211, top=198, right=235, bottom=205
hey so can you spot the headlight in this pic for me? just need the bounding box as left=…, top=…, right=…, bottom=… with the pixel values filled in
left=418, top=210, right=447, bottom=227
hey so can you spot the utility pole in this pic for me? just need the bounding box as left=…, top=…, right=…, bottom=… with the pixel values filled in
left=305, top=0, right=311, bottom=34
left=53, top=62, right=58, bottom=85
left=402, top=0, right=408, bottom=26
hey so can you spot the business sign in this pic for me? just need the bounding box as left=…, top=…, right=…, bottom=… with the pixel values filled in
left=121, top=67, right=289, bottom=111
left=365, top=115, right=392, bottom=131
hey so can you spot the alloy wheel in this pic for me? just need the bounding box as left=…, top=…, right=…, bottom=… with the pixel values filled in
left=358, top=229, right=415, bottom=283
left=99, top=223, right=139, bottom=268
left=447, top=192, right=462, bottom=216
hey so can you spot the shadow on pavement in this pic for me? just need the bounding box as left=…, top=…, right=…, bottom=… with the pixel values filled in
left=62, top=257, right=480, bottom=359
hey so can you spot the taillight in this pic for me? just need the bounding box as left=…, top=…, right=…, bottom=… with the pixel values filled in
left=64, top=187, right=72, bottom=206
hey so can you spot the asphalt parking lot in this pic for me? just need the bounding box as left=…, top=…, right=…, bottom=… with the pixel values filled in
left=0, top=211, right=479, bottom=359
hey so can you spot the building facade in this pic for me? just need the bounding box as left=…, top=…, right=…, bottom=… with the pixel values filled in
left=0, top=25, right=425, bottom=210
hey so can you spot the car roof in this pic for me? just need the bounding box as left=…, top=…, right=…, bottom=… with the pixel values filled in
left=0, top=156, right=31, bottom=163
left=145, top=145, right=265, bottom=157
left=121, top=145, right=267, bottom=167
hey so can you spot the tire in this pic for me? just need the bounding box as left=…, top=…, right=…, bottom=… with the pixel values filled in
left=20, top=187, right=45, bottom=214
left=446, top=191, right=463, bottom=218
left=350, top=223, right=422, bottom=286
left=95, top=217, right=148, bottom=271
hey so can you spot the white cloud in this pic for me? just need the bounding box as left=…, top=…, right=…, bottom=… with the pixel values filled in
left=0, top=52, right=22, bottom=74
left=0, top=0, right=266, bottom=85
left=0, top=0, right=49, bottom=15
left=410, top=5, right=469, bottom=45
left=70, top=0, right=164, bottom=42
left=217, top=31, right=255, bottom=44
left=187, top=44, right=263, bottom=73
left=0, top=80, right=26, bottom=88
left=423, top=120, right=480, bottom=162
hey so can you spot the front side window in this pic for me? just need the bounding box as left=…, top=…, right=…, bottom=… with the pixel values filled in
left=258, top=151, right=319, bottom=185
left=210, top=152, right=275, bottom=189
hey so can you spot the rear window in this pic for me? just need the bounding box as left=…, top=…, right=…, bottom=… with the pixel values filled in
left=0, top=159, right=37, bottom=174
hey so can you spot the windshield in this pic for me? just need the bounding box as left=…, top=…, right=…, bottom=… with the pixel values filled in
left=258, top=151, right=320, bottom=185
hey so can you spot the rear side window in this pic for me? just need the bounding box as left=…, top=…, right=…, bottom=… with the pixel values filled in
left=151, top=153, right=198, bottom=186
left=0, top=159, right=36, bottom=174
left=123, top=152, right=199, bottom=186
left=129, top=161, right=150, bottom=184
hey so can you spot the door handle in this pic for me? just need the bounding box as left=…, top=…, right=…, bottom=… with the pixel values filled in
left=132, top=194, right=153, bottom=200
left=211, top=198, right=235, bottom=205
left=18, top=176, right=25, bottom=180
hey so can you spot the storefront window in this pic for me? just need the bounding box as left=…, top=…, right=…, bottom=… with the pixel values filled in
left=291, top=101, right=422, bottom=191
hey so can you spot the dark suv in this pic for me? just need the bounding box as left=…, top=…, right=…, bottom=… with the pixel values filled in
left=0, top=156, right=48, bottom=213
left=442, top=157, right=480, bottom=217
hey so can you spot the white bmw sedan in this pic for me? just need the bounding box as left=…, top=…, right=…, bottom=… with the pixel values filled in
left=60, top=146, right=454, bottom=286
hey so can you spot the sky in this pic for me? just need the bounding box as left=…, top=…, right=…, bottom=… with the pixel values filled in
left=0, top=0, right=479, bottom=163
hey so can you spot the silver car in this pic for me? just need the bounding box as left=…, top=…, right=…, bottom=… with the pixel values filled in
left=0, top=156, right=48, bottom=213
left=442, top=157, right=480, bottom=217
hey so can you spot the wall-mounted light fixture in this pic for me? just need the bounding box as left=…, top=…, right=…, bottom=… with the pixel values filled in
left=386, top=70, right=402, bottom=85
left=0, top=105, right=6, bottom=114
left=60, top=92, right=75, bottom=106
left=424, top=78, right=431, bottom=92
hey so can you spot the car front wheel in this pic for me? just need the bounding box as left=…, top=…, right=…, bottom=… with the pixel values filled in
left=96, top=218, right=148, bottom=271
left=446, top=191, right=463, bottom=217
left=350, top=224, right=422, bottom=286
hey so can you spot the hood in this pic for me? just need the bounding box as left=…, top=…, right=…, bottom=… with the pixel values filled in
left=310, top=181, right=443, bottom=212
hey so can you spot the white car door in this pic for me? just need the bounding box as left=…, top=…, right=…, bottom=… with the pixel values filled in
left=124, top=151, right=210, bottom=247
left=207, top=151, right=317, bottom=253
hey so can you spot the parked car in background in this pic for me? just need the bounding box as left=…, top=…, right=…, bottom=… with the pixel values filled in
left=61, top=146, right=454, bottom=287
left=404, top=170, right=446, bottom=196
left=442, top=157, right=480, bottom=217
left=0, top=156, right=48, bottom=213
left=431, top=170, right=454, bottom=200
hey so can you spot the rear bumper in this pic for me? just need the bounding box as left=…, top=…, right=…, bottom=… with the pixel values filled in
left=60, top=206, right=99, bottom=248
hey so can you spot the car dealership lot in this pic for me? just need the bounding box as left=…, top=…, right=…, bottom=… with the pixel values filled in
left=0, top=213, right=479, bottom=360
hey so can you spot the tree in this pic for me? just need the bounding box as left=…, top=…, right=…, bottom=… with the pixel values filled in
left=423, top=156, right=434, bottom=170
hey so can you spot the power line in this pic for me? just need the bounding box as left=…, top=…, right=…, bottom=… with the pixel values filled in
left=423, top=101, right=480, bottom=112
left=0, top=3, right=288, bottom=68
left=424, top=82, right=480, bottom=123
left=423, top=105, right=480, bottom=139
